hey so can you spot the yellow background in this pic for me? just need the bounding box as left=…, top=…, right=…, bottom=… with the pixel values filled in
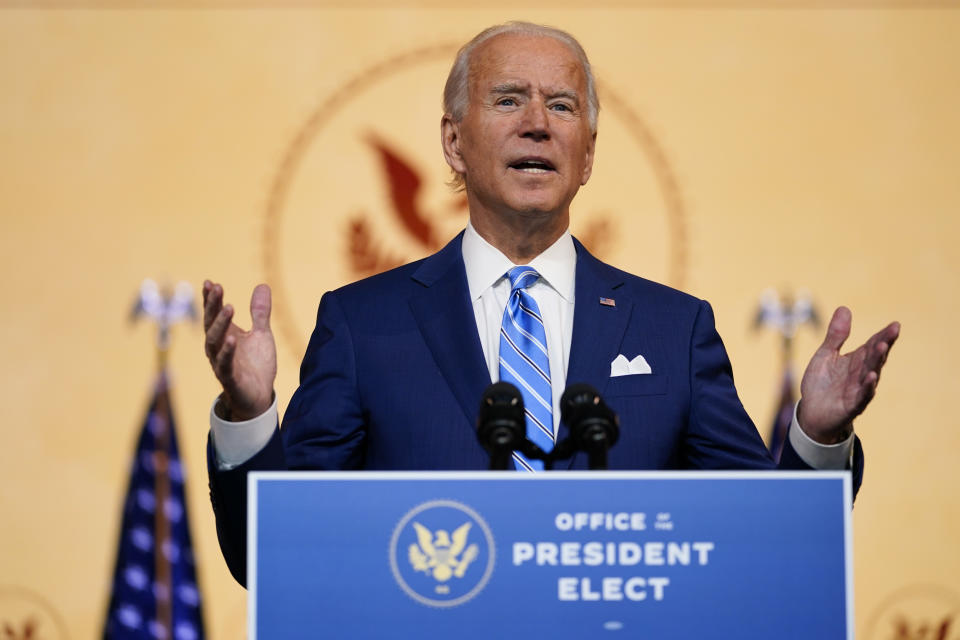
left=1, top=5, right=957, bottom=638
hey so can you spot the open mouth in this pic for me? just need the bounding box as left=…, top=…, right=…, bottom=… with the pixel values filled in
left=509, top=158, right=556, bottom=174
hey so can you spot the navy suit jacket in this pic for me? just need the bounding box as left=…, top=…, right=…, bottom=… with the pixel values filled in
left=208, top=233, right=862, bottom=585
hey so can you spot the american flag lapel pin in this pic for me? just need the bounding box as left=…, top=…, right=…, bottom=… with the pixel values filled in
left=599, top=297, right=616, bottom=307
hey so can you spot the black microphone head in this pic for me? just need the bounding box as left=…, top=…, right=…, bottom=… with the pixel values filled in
left=477, top=382, right=525, bottom=453
left=482, top=382, right=524, bottom=411
left=560, top=383, right=602, bottom=416
left=560, top=383, right=620, bottom=450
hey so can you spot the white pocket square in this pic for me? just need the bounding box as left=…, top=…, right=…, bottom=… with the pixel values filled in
left=610, top=354, right=653, bottom=377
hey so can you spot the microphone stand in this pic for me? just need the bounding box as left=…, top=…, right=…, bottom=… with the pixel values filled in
left=578, top=420, right=614, bottom=470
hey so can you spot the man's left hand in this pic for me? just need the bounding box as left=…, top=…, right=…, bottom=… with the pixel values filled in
left=797, top=306, right=900, bottom=444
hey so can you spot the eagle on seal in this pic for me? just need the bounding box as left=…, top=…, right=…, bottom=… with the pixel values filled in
left=408, top=521, right=479, bottom=582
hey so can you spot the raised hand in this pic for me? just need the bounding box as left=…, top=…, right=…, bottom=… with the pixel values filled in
left=202, top=280, right=277, bottom=422
left=797, top=306, right=900, bottom=444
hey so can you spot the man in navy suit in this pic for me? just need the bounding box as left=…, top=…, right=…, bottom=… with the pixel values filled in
left=202, top=23, right=899, bottom=586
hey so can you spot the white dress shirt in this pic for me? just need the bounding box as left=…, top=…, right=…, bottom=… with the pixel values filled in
left=211, top=223, right=852, bottom=470
left=461, top=222, right=575, bottom=438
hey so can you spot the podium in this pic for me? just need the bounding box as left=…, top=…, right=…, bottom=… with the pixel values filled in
left=248, top=471, right=852, bottom=639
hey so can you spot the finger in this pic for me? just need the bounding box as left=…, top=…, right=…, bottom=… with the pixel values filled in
left=204, top=304, right=234, bottom=361
left=820, top=306, right=852, bottom=353
left=882, top=321, right=901, bottom=348
left=861, top=340, right=889, bottom=381
left=868, top=321, right=900, bottom=349
left=214, top=334, right=237, bottom=385
left=250, top=283, right=272, bottom=331
left=202, top=279, right=217, bottom=307
left=863, top=321, right=900, bottom=373
left=854, top=371, right=879, bottom=414
left=203, top=283, right=224, bottom=332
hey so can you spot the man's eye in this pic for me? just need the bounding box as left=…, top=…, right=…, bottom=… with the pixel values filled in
left=550, top=103, right=573, bottom=112
left=497, top=98, right=517, bottom=107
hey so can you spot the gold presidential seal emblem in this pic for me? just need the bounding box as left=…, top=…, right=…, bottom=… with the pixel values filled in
left=408, top=521, right=480, bottom=584
left=390, top=500, right=495, bottom=608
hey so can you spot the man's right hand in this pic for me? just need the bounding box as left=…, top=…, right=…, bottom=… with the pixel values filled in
left=203, top=280, right=277, bottom=422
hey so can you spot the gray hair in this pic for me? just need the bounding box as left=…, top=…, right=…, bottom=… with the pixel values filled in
left=443, top=22, right=600, bottom=190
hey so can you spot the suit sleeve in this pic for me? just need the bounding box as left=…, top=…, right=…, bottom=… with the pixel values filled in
left=206, top=427, right=285, bottom=587
left=282, top=291, right=367, bottom=470
left=683, top=299, right=864, bottom=492
left=682, top=299, right=776, bottom=470
left=206, top=290, right=367, bottom=587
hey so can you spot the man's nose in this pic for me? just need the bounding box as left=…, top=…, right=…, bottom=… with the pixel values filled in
left=519, top=101, right=550, bottom=142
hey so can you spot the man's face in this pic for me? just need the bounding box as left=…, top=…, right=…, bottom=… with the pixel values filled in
left=443, top=34, right=596, bottom=225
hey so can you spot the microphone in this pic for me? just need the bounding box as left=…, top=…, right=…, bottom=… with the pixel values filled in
left=476, top=382, right=526, bottom=470
left=560, top=384, right=620, bottom=470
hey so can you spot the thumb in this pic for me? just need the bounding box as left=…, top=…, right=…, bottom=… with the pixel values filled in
left=820, top=306, right=851, bottom=353
left=250, top=283, right=272, bottom=331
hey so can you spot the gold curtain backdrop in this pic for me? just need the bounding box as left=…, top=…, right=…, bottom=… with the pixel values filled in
left=0, top=5, right=957, bottom=638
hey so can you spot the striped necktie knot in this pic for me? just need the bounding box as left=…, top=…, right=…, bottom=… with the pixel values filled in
left=507, top=266, right=541, bottom=292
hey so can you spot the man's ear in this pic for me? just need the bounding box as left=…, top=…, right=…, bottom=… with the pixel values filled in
left=580, top=132, right=597, bottom=186
left=441, top=114, right=467, bottom=176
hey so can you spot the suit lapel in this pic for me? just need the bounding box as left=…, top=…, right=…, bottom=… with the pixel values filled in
left=408, top=233, right=491, bottom=431
left=567, top=240, right=633, bottom=391
left=561, top=240, right=632, bottom=468
left=406, top=235, right=632, bottom=466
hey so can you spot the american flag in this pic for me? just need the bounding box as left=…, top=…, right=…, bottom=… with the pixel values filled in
left=103, top=372, right=205, bottom=639
left=752, top=289, right=817, bottom=464
left=768, top=368, right=795, bottom=464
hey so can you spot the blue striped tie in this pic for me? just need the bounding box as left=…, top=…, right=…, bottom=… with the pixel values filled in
left=499, top=266, right=554, bottom=472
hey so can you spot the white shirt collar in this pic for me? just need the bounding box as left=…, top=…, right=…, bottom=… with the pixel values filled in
left=462, top=222, right=576, bottom=302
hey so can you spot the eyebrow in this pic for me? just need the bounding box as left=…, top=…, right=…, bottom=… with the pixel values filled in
left=490, top=83, right=581, bottom=105
left=548, top=89, right=580, bottom=105
left=490, top=82, right=529, bottom=96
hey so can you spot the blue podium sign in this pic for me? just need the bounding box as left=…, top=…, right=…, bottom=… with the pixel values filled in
left=249, top=471, right=852, bottom=639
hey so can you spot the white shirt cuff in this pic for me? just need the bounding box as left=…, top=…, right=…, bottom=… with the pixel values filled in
left=788, top=402, right=854, bottom=470
left=209, top=394, right=279, bottom=471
